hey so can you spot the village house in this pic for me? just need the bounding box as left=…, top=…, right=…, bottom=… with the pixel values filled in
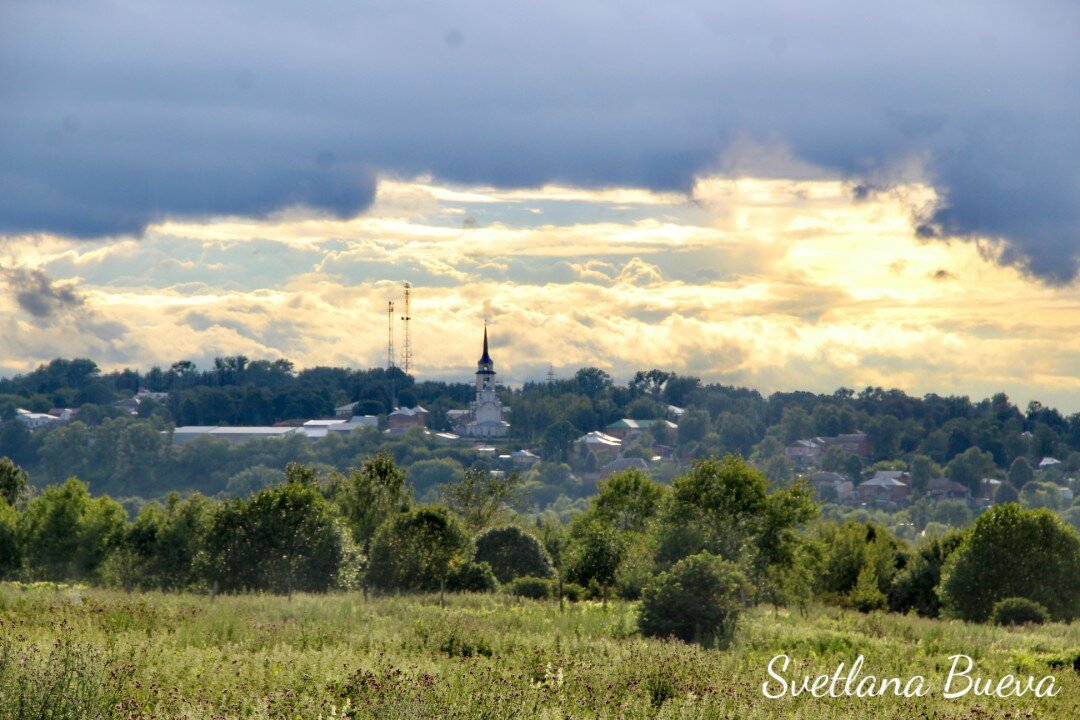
left=387, top=406, right=428, bottom=431
left=574, top=430, right=623, bottom=460
left=926, top=477, right=971, bottom=503
left=857, top=470, right=910, bottom=505
left=785, top=432, right=873, bottom=463
left=334, top=401, right=360, bottom=417
left=1038, top=456, right=1062, bottom=470
left=603, top=418, right=678, bottom=442
left=14, top=408, right=58, bottom=430
left=810, top=471, right=854, bottom=503
left=510, top=449, right=540, bottom=468
left=47, top=408, right=79, bottom=422
left=785, top=438, right=825, bottom=462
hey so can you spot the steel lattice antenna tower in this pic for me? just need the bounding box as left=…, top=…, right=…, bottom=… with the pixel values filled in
left=400, top=282, right=413, bottom=374
left=387, top=300, right=395, bottom=369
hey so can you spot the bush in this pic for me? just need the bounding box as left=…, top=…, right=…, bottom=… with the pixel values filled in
left=446, top=561, right=498, bottom=593
left=887, top=530, right=964, bottom=617
left=560, top=582, right=586, bottom=602
left=437, top=626, right=493, bottom=658
left=991, top=597, right=1049, bottom=626
left=816, top=522, right=905, bottom=603
left=473, top=526, right=555, bottom=584
left=850, top=566, right=887, bottom=613
left=939, top=504, right=1080, bottom=622
left=505, top=576, right=554, bottom=600
left=366, top=506, right=470, bottom=593
left=196, top=479, right=349, bottom=594
left=637, top=552, right=749, bottom=646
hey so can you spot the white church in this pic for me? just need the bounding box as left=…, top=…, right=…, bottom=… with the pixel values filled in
left=454, top=325, right=511, bottom=439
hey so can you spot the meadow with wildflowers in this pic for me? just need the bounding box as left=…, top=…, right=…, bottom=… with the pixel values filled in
left=0, top=584, right=1076, bottom=719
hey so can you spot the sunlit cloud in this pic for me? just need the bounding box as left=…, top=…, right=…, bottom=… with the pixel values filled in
left=1, top=171, right=1079, bottom=412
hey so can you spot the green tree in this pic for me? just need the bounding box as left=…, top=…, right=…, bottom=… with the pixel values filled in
left=814, top=521, right=906, bottom=606
left=38, top=423, right=91, bottom=484
left=819, top=446, right=849, bottom=473
left=991, top=597, right=1049, bottom=626
left=753, top=480, right=818, bottom=607
left=442, top=468, right=525, bottom=533
left=224, top=465, right=284, bottom=498
left=112, top=422, right=165, bottom=494
left=0, top=457, right=30, bottom=507
left=366, top=506, right=470, bottom=593
left=995, top=482, right=1019, bottom=505
left=850, top=565, right=887, bottom=612
left=654, top=455, right=816, bottom=601
left=946, top=447, right=996, bottom=494
left=909, top=455, right=940, bottom=499
left=0, top=421, right=33, bottom=473
left=114, top=492, right=213, bottom=590
left=589, top=469, right=667, bottom=532
left=0, top=500, right=22, bottom=578
left=676, top=409, right=710, bottom=446
left=887, top=530, right=964, bottom=617
left=540, top=421, right=578, bottom=463
left=930, top=500, right=971, bottom=527
left=330, top=453, right=410, bottom=547
left=20, top=478, right=125, bottom=581
left=473, top=526, right=555, bottom=584
left=574, top=367, right=613, bottom=399
left=408, top=458, right=464, bottom=498
left=198, top=476, right=350, bottom=594
left=845, top=454, right=865, bottom=484
left=563, top=518, right=624, bottom=594
left=637, top=552, right=750, bottom=646
left=446, top=560, right=498, bottom=593
left=151, top=493, right=213, bottom=589
left=716, top=413, right=759, bottom=458
left=655, top=455, right=768, bottom=565
left=1019, top=481, right=1064, bottom=510
left=625, top=397, right=661, bottom=421
left=1007, top=457, right=1035, bottom=489
left=939, top=504, right=1080, bottom=622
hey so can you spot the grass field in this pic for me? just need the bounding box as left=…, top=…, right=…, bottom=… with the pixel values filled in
left=0, top=584, right=1077, bottom=719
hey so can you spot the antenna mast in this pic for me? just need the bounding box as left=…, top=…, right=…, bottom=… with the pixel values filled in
left=400, top=282, right=413, bottom=374
left=387, top=300, right=396, bottom=369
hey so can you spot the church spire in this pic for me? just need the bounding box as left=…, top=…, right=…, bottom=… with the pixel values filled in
left=479, top=322, right=492, bottom=365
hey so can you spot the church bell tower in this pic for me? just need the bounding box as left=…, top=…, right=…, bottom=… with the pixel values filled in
left=475, top=323, right=496, bottom=392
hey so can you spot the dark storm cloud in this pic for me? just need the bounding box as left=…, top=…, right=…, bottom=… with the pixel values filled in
left=2, top=267, right=84, bottom=319
left=1, top=1, right=1077, bottom=279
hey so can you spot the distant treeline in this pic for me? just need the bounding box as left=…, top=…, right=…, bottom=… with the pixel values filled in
left=2, top=357, right=1080, bottom=505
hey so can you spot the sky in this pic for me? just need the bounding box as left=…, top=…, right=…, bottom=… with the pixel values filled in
left=1, top=1, right=1078, bottom=411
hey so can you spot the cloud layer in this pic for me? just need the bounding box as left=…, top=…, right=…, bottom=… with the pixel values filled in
left=1, top=2, right=1077, bottom=278
left=3, top=173, right=1080, bottom=412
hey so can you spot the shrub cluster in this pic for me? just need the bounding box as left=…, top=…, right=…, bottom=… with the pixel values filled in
left=991, top=597, right=1049, bottom=626
left=505, top=576, right=555, bottom=600
left=637, top=552, right=749, bottom=646
left=446, top=561, right=498, bottom=593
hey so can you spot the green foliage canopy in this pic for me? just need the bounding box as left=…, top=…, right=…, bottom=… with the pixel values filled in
left=939, top=503, right=1080, bottom=622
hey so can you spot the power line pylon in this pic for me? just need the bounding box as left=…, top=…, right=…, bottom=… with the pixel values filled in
left=400, top=282, right=413, bottom=374
left=387, top=300, right=396, bottom=369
